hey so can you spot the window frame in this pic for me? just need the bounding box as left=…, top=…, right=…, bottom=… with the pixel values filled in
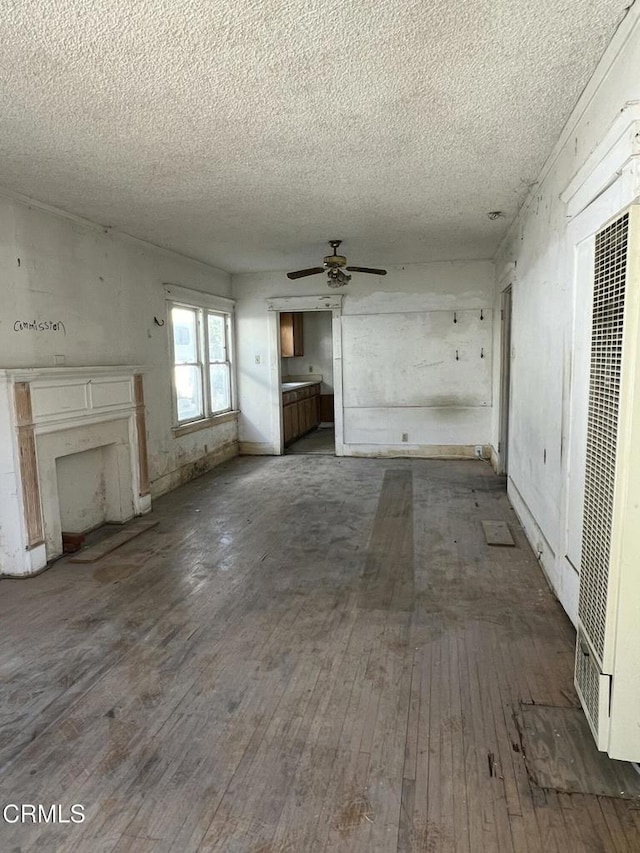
left=205, top=309, right=233, bottom=417
left=165, top=284, right=236, bottom=430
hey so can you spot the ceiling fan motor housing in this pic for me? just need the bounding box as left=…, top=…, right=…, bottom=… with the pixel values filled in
left=324, top=254, right=347, bottom=268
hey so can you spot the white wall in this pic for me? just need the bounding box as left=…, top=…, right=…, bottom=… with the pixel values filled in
left=0, top=196, right=238, bottom=498
left=233, top=260, right=495, bottom=454
left=281, top=310, right=334, bottom=392
left=493, top=8, right=640, bottom=624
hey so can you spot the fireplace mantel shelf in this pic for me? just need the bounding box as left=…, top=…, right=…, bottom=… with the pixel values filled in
left=0, top=365, right=145, bottom=382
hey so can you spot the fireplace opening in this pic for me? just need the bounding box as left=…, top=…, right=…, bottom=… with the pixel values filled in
left=56, top=444, right=123, bottom=537
left=38, top=418, right=137, bottom=560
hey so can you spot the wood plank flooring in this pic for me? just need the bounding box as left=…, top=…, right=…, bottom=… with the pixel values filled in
left=0, top=456, right=638, bottom=852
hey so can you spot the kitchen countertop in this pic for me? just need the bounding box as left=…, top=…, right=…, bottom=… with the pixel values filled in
left=281, top=381, right=321, bottom=391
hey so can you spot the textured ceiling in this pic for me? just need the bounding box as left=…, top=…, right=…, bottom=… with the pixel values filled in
left=0, top=0, right=631, bottom=272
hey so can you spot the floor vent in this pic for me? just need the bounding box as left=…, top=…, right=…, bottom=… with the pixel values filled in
left=575, top=630, right=601, bottom=734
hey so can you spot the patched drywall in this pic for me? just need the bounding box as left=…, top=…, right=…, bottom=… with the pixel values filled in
left=0, top=196, right=237, bottom=499
left=234, top=260, right=494, bottom=454
left=493, top=8, right=640, bottom=624
left=342, top=311, right=491, bottom=408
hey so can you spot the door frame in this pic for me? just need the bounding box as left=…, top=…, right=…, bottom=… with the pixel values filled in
left=266, top=294, right=344, bottom=456
left=498, top=284, right=513, bottom=476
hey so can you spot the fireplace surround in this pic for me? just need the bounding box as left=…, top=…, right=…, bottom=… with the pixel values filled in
left=0, top=366, right=151, bottom=576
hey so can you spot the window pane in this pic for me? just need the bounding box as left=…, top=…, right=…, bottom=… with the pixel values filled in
left=175, top=365, right=203, bottom=421
left=172, top=307, right=198, bottom=363
left=207, top=313, right=226, bottom=362
left=209, top=364, right=231, bottom=412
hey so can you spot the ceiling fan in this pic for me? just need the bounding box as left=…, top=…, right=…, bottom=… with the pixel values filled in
left=287, top=240, right=387, bottom=288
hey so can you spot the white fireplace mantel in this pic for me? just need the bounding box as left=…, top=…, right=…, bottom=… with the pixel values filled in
left=0, top=365, right=151, bottom=577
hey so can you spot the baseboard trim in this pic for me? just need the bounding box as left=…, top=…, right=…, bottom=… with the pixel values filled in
left=342, top=443, right=490, bottom=460
left=239, top=441, right=279, bottom=455
left=505, top=477, right=578, bottom=624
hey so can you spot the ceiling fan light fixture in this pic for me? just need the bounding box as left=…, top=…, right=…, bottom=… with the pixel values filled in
left=327, top=267, right=351, bottom=288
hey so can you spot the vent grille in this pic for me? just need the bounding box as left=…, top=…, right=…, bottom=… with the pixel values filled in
left=578, top=212, right=629, bottom=662
left=575, top=631, right=601, bottom=733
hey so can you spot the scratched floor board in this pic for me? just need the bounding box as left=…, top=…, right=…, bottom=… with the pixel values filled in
left=290, top=612, right=381, bottom=850
left=490, top=632, right=542, bottom=853
left=1, top=457, right=639, bottom=852
left=189, top=606, right=344, bottom=849
left=198, top=589, right=359, bottom=851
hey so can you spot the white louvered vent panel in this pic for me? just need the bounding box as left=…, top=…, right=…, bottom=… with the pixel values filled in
left=575, top=630, right=601, bottom=734
left=578, top=212, right=628, bottom=664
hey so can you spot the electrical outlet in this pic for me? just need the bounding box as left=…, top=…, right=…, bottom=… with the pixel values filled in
left=402, top=433, right=409, bottom=443
left=309, top=365, right=313, bottom=373
left=54, top=354, right=65, bottom=365
left=474, top=445, right=483, bottom=458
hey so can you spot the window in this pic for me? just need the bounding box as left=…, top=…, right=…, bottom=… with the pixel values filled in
left=170, top=301, right=234, bottom=424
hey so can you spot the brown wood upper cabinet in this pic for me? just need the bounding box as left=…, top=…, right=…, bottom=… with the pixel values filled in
left=280, top=312, right=304, bottom=357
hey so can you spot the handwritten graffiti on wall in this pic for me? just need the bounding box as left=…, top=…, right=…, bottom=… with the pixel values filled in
left=13, top=320, right=66, bottom=334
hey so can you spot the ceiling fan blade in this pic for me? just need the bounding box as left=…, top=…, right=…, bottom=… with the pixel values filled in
left=346, top=266, right=387, bottom=275
left=286, top=267, right=325, bottom=280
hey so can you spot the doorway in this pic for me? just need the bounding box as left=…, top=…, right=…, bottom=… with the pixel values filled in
left=267, top=294, right=344, bottom=456
left=280, top=309, right=336, bottom=455
left=499, top=285, right=513, bottom=475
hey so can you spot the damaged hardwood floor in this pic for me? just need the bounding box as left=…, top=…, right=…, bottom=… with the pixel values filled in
left=1, top=457, right=639, bottom=852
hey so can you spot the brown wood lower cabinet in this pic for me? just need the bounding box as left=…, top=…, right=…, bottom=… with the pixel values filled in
left=282, top=383, right=320, bottom=446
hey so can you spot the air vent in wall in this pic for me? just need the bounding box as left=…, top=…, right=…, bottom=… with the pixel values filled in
left=574, top=205, right=640, bottom=761
left=578, top=211, right=628, bottom=665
